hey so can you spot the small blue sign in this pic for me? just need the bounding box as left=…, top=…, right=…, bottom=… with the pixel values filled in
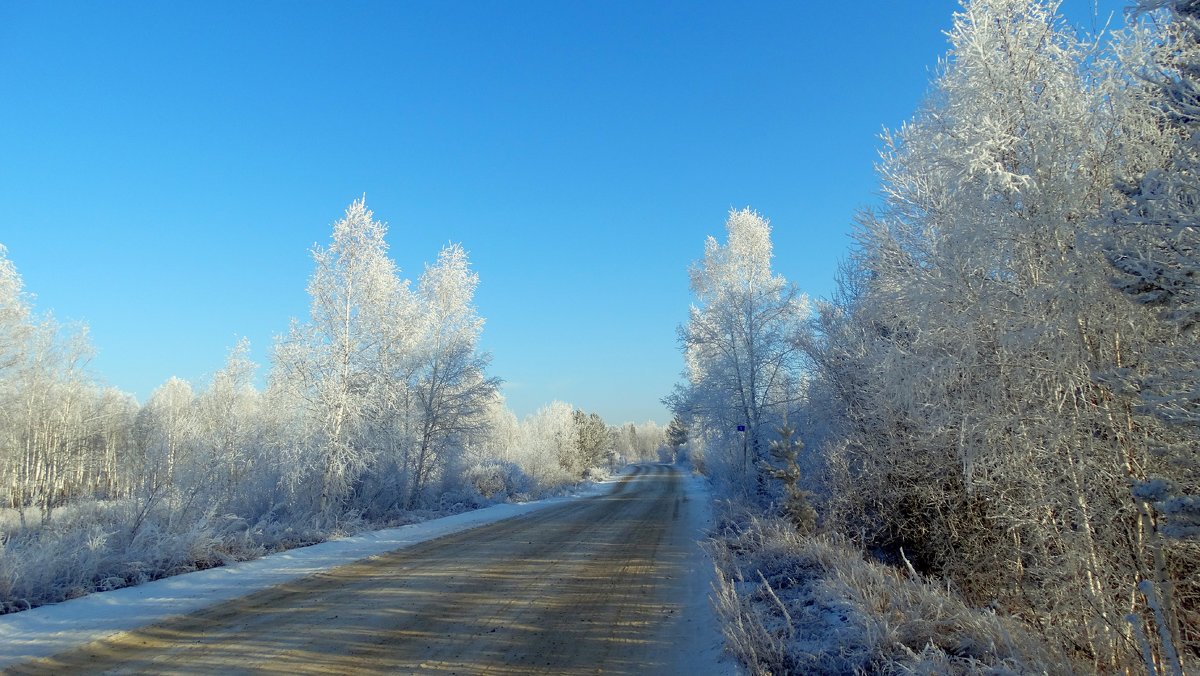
left=737, top=425, right=746, bottom=432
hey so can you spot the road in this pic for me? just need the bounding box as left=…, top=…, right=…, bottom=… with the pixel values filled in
left=7, top=464, right=721, bottom=675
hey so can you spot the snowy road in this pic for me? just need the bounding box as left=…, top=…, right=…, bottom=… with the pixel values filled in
left=6, top=464, right=727, bottom=675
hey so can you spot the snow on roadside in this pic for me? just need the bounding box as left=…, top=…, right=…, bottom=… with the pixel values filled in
left=664, top=465, right=738, bottom=675
left=0, top=471, right=628, bottom=668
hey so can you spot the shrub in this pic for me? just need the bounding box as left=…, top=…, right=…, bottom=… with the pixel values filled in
left=464, top=461, right=533, bottom=500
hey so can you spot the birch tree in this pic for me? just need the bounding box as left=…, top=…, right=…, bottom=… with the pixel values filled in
left=193, top=339, right=264, bottom=511
left=801, top=0, right=1198, bottom=669
left=0, top=245, right=31, bottom=516
left=1106, top=2, right=1200, bottom=667
left=272, top=198, right=401, bottom=516
left=668, top=208, right=807, bottom=495
left=0, top=247, right=125, bottom=526
left=0, top=245, right=28, bottom=379
left=515, top=401, right=576, bottom=487
left=403, top=244, right=499, bottom=507
left=133, top=377, right=195, bottom=496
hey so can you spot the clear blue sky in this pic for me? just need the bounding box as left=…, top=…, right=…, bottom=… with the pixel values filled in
left=0, top=1, right=1125, bottom=425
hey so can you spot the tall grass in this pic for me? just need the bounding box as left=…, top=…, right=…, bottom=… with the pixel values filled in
left=709, top=510, right=1084, bottom=675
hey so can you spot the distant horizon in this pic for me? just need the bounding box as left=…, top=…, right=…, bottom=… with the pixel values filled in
left=0, top=0, right=1125, bottom=425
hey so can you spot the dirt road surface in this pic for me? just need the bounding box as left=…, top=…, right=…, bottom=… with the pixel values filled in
left=7, top=464, right=722, bottom=675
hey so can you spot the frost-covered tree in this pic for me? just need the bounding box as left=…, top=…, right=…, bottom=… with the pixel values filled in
left=0, top=246, right=29, bottom=379
left=795, top=0, right=1200, bottom=669
left=608, top=421, right=663, bottom=465
left=633, top=420, right=666, bottom=461
left=0, top=247, right=139, bottom=529
left=761, top=425, right=816, bottom=534
left=1109, top=1, right=1200, bottom=429
left=0, top=246, right=31, bottom=516
left=402, top=244, right=499, bottom=507
left=192, top=339, right=268, bottom=511
left=475, top=392, right=520, bottom=464
left=89, top=386, right=139, bottom=500
left=1104, top=3, right=1200, bottom=668
left=570, top=410, right=609, bottom=477
left=615, top=420, right=667, bottom=464
left=0, top=206, right=524, bottom=612
left=133, top=376, right=195, bottom=499
left=668, top=208, right=807, bottom=496
left=665, top=415, right=687, bottom=455
left=269, top=201, right=503, bottom=516
left=514, top=401, right=577, bottom=487
left=272, top=199, right=401, bottom=516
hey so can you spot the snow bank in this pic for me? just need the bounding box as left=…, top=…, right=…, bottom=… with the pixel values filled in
left=663, top=466, right=735, bottom=674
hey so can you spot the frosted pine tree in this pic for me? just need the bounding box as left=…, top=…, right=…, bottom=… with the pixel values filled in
left=761, top=425, right=816, bottom=534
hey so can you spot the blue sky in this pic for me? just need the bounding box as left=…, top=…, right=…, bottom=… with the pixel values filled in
left=0, top=1, right=1125, bottom=424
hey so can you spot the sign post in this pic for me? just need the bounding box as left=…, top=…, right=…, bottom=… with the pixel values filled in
left=737, top=425, right=747, bottom=475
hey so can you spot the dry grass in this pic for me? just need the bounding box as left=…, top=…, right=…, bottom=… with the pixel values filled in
left=709, top=512, right=1085, bottom=675
left=0, top=498, right=326, bottom=613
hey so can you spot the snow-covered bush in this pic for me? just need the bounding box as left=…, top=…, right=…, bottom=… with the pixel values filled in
left=0, top=499, right=223, bottom=612
left=435, top=487, right=486, bottom=513
left=0, top=489, right=358, bottom=614
left=463, top=461, right=533, bottom=501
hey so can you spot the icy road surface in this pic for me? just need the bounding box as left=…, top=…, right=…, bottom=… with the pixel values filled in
left=4, top=464, right=728, bottom=674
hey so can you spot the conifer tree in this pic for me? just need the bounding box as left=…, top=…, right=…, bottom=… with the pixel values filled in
left=762, top=425, right=816, bottom=534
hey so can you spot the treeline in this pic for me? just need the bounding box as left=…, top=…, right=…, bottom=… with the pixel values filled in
left=672, top=0, right=1198, bottom=672
left=0, top=199, right=665, bottom=612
